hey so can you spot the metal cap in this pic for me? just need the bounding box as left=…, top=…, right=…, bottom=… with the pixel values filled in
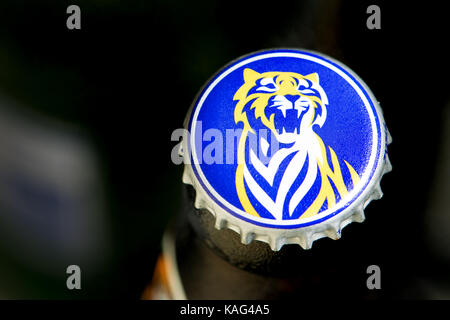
left=181, top=49, right=391, bottom=251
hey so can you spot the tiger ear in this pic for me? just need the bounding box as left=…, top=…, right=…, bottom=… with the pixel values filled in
left=243, top=68, right=261, bottom=83
left=305, top=73, right=319, bottom=83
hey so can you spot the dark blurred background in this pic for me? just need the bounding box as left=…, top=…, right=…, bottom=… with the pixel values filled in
left=0, top=0, right=449, bottom=299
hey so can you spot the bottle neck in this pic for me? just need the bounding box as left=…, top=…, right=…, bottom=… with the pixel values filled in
left=173, top=184, right=384, bottom=299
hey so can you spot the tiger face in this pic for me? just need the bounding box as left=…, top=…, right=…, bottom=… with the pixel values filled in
left=234, top=68, right=328, bottom=144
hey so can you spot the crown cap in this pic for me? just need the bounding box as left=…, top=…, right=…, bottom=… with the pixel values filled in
left=181, top=49, right=391, bottom=250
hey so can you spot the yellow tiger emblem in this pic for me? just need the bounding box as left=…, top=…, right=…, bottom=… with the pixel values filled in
left=234, top=68, right=360, bottom=220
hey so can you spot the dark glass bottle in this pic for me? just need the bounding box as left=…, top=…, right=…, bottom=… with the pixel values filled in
left=143, top=44, right=392, bottom=300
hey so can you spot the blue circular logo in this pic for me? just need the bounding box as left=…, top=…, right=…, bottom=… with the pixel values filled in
left=188, top=49, right=384, bottom=229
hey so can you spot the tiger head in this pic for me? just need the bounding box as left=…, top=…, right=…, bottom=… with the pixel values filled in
left=234, top=68, right=328, bottom=144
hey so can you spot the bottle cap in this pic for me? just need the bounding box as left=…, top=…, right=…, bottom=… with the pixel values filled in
left=181, top=49, right=391, bottom=251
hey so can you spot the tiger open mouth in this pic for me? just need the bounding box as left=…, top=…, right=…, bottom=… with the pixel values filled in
left=269, top=98, right=311, bottom=143
left=274, top=108, right=302, bottom=134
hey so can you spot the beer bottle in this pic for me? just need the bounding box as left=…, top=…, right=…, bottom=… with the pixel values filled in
left=143, top=48, right=391, bottom=300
